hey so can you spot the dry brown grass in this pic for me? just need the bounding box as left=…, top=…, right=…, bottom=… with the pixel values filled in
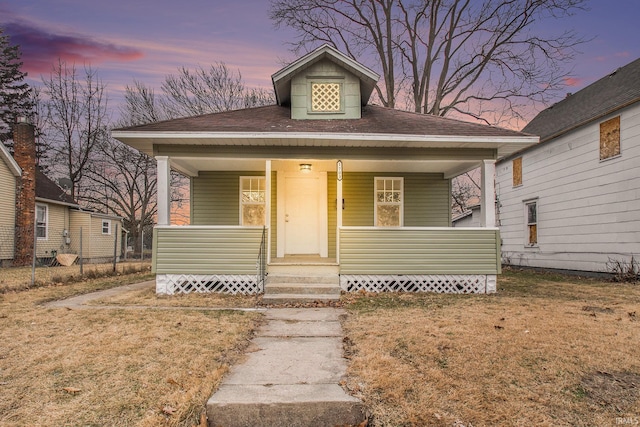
left=342, top=268, right=640, bottom=426
left=0, top=260, right=152, bottom=293
left=0, top=273, right=262, bottom=426
left=87, top=284, right=261, bottom=308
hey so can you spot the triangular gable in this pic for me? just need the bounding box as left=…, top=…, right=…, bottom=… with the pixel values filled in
left=0, top=143, right=21, bottom=177
left=271, top=44, right=380, bottom=106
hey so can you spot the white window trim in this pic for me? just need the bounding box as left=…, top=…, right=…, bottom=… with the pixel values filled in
left=374, top=177, right=404, bottom=227
left=35, top=204, right=48, bottom=241
left=523, top=198, right=538, bottom=248
left=239, top=176, right=266, bottom=226
left=102, top=220, right=111, bottom=235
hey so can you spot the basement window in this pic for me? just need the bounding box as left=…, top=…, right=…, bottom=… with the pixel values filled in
left=600, top=116, right=621, bottom=160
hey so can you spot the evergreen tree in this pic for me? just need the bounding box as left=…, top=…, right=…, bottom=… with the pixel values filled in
left=0, top=27, right=34, bottom=149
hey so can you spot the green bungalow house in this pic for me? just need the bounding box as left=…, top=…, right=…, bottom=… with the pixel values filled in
left=112, top=45, right=537, bottom=296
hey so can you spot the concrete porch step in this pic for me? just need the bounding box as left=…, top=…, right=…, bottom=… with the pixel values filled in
left=262, top=293, right=341, bottom=305
left=206, top=308, right=366, bottom=426
left=267, top=274, right=339, bottom=285
left=265, top=283, right=341, bottom=296
left=207, top=384, right=364, bottom=427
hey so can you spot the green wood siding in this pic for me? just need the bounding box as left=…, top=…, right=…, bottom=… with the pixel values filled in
left=290, top=59, right=361, bottom=120
left=342, top=172, right=450, bottom=227
left=191, top=171, right=265, bottom=225
left=404, top=174, right=451, bottom=226
left=153, top=226, right=264, bottom=274
left=339, top=227, right=501, bottom=275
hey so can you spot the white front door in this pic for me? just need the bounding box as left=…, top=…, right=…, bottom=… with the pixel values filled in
left=278, top=172, right=328, bottom=257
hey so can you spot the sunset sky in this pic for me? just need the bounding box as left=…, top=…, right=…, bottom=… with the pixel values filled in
left=1, top=0, right=639, bottom=120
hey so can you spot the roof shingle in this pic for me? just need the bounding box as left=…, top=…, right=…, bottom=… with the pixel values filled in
left=115, top=104, right=527, bottom=139
left=522, top=58, right=640, bottom=141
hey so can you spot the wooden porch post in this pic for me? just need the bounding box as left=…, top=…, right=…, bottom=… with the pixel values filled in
left=336, top=166, right=343, bottom=264
left=265, top=160, right=272, bottom=264
left=156, top=156, right=171, bottom=226
left=480, top=159, right=496, bottom=227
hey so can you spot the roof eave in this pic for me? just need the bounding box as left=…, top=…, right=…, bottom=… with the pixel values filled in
left=36, top=197, right=80, bottom=208
left=0, top=143, right=21, bottom=177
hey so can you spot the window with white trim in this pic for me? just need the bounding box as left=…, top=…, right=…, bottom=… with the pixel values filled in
left=36, top=204, right=48, bottom=240
left=375, top=177, right=403, bottom=227
left=102, top=220, right=111, bottom=235
left=240, top=177, right=266, bottom=226
left=525, top=200, right=538, bottom=246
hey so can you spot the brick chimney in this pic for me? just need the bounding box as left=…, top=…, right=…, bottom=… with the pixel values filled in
left=13, top=117, right=36, bottom=266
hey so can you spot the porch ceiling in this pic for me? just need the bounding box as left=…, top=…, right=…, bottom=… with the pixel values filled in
left=169, top=157, right=482, bottom=179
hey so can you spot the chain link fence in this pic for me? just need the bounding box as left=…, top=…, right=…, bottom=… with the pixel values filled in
left=0, top=223, right=151, bottom=291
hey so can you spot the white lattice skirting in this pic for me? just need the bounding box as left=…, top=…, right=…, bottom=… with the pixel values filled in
left=340, top=274, right=497, bottom=294
left=156, top=274, right=261, bottom=295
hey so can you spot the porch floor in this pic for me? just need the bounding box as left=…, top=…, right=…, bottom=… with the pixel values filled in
left=270, top=255, right=337, bottom=265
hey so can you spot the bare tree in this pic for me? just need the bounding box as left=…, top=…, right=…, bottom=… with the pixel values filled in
left=451, top=170, right=481, bottom=215
left=82, top=136, right=157, bottom=255
left=270, top=0, right=587, bottom=125
left=161, top=62, right=274, bottom=117
left=41, top=61, right=108, bottom=200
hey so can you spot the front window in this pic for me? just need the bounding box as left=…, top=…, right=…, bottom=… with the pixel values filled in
left=375, top=177, right=403, bottom=227
left=525, top=200, right=537, bottom=246
left=102, top=220, right=111, bottom=235
left=36, top=204, right=48, bottom=240
left=240, top=177, right=266, bottom=226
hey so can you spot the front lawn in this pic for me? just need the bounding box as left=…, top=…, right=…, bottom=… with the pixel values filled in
left=0, top=273, right=262, bottom=426
left=342, top=268, right=640, bottom=426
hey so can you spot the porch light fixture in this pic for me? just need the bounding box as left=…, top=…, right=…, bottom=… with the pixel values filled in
left=299, top=163, right=312, bottom=173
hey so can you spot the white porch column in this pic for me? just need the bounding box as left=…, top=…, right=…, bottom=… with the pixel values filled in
left=336, top=169, right=343, bottom=263
left=480, top=159, right=496, bottom=228
left=156, top=156, right=171, bottom=226
left=265, top=160, right=272, bottom=264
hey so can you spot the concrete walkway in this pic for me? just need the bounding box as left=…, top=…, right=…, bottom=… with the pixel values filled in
left=207, top=308, right=366, bottom=427
left=44, top=282, right=366, bottom=425
left=44, top=280, right=156, bottom=308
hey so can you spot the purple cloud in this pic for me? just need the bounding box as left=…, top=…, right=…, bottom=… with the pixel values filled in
left=3, top=21, right=144, bottom=74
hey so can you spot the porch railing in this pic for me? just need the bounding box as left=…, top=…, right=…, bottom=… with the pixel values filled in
left=339, top=226, right=502, bottom=275
left=256, top=226, right=267, bottom=292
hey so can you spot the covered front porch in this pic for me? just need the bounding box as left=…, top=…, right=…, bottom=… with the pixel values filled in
left=152, top=152, right=502, bottom=295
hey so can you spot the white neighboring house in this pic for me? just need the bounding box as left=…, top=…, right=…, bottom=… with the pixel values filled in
left=496, top=58, right=640, bottom=273
left=452, top=204, right=481, bottom=228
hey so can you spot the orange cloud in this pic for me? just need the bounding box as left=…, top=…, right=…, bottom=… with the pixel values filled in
left=564, top=77, right=583, bottom=87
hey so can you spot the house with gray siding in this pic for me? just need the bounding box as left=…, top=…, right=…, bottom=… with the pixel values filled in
left=496, top=58, right=640, bottom=273
left=113, top=44, right=537, bottom=296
